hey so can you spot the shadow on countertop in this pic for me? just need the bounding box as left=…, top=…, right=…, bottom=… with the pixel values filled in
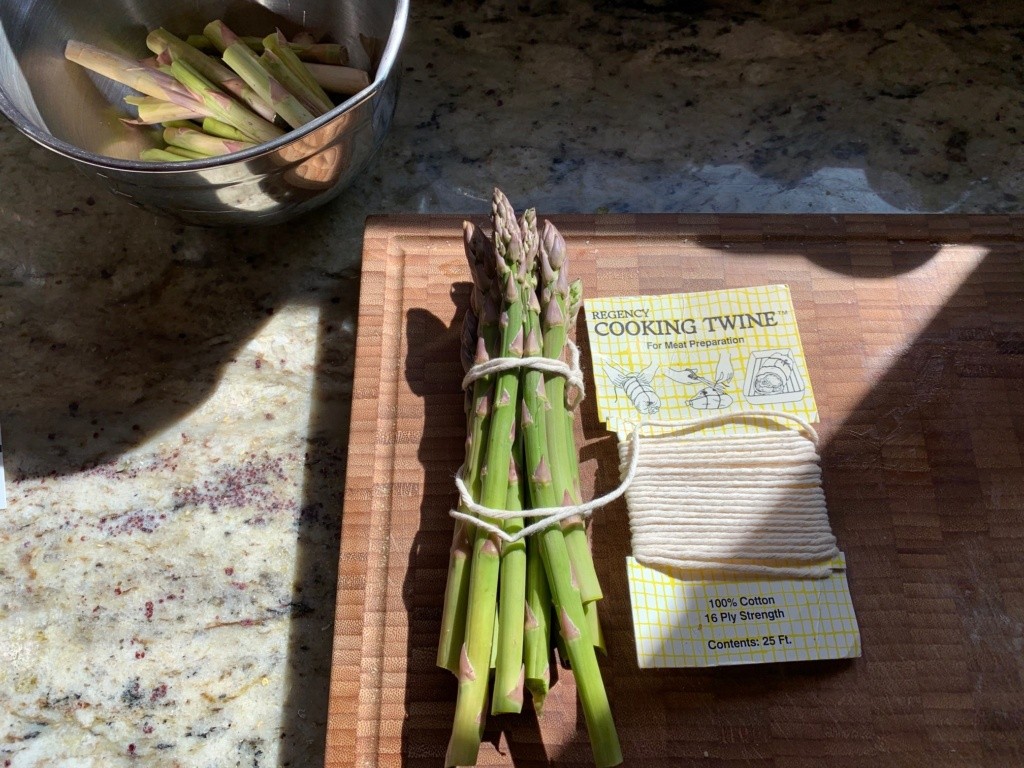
left=0, top=142, right=368, bottom=767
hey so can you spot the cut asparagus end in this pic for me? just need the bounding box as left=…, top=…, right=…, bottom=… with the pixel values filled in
left=169, top=58, right=283, bottom=144
left=264, top=30, right=334, bottom=111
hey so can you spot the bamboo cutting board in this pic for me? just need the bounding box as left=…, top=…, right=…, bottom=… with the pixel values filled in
left=326, top=214, right=1024, bottom=768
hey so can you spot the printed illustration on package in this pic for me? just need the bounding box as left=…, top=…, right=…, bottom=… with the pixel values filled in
left=585, top=285, right=817, bottom=434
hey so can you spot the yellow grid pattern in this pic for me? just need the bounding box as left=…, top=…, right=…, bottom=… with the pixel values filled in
left=626, top=556, right=861, bottom=668
left=585, top=285, right=818, bottom=439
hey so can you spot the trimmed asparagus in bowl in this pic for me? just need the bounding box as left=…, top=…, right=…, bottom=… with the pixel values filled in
left=64, top=20, right=374, bottom=162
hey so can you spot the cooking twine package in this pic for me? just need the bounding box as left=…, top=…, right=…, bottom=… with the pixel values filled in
left=585, top=286, right=860, bottom=668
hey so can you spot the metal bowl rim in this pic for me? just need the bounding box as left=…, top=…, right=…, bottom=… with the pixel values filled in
left=0, top=0, right=408, bottom=174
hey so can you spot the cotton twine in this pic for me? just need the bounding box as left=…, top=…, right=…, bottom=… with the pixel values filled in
left=451, top=350, right=839, bottom=578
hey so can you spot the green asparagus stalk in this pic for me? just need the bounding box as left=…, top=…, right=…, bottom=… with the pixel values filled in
left=529, top=221, right=621, bottom=768
left=492, top=395, right=528, bottom=714
left=537, top=509, right=621, bottom=766
left=163, top=125, right=255, bottom=157
left=146, top=27, right=276, bottom=122
left=263, top=31, right=334, bottom=112
left=491, top=207, right=540, bottom=716
left=539, top=222, right=604, bottom=605
left=206, top=20, right=315, bottom=130
left=259, top=49, right=330, bottom=117
left=524, top=532, right=552, bottom=712
left=65, top=40, right=203, bottom=112
left=564, top=278, right=587, bottom=503
left=122, top=95, right=206, bottom=125
left=515, top=208, right=556, bottom=715
left=169, top=59, right=283, bottom=143
left=437, top=223, right=498, bottom=674
left=201, top=117, right=251, bottom=142
left=445, top=190, right=527, bottom=767
left=188, top=33, right=347, bottom=64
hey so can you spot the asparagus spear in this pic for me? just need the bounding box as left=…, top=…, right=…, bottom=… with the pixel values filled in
left=491, top=207, right=539, bottom=716
left=201, top=117, right=251, bottom=142
left=445, top=190, right=526, bottom=767
left=260, top=49, right=330, bottom=117
left=524, top=531, right=552, bottom=711
left=539, top=223, right=604, bottom=605
left=206, top=20, right=315, bottom=130
left=437, top=224, right=498, bottom=674
left=163, top=125, right=255, bottom=157
left=121, top=95, right=206, bottom=125
left=303, top=63, right=370, bottom=96
left=169, top=59, right=283, bottom=144
left=187, top=33, right=347, bottom=64
left=263, top=31, right=334, bottom=112
left=65, top=41, right=202, bottom=112
left=493, top=393, right=528, bottom=713
left=146, top=27, right=276, bottom=122
left=530, top=221, right=621, bottom=768
left=564, top=278, right=587, bottom=503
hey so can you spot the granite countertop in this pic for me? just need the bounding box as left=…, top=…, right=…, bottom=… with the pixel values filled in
left=0, top=0, right=1020, bottom=765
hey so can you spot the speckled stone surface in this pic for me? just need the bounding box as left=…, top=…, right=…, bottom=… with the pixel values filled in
left=0, top=0, right=1021, bottom=765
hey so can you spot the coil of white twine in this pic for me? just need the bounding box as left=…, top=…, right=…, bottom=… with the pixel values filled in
left=451, top=349, right=838, bottom=579
left=618, top=411, right=838, bottom=578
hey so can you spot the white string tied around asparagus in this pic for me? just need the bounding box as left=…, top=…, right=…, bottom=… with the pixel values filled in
left=450, top=340, right=636, bottom=542
left=460, top=338, right=586, bottom=407
left=450, top=426, right=641, bottom=543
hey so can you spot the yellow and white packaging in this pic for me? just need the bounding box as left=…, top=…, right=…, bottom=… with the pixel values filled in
left=585, top=286, right=861, bottom=668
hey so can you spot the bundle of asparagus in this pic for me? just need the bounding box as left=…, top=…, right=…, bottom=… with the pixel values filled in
left=65, top=21, right=374, bottom=162
left=440, top=189, right=621, bottom=768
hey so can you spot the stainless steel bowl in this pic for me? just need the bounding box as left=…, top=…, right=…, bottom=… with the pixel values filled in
left=0, top=0, right=406, bottom=226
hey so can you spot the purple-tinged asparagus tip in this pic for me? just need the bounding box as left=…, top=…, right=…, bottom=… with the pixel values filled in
left=542, top=220, right=566, bottom=271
